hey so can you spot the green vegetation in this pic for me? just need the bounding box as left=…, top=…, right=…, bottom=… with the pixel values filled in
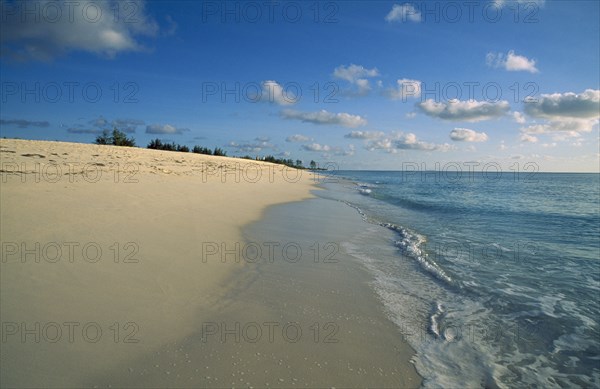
left=91, top=132, right=321, bottom=169
left=212, top=147, right=227, bottom=156
left=192, top=145, right=212, bottom=155
left=95, top=128, right=136, bottom=147
left=148, top=138, right=226, bottom=156
left=147, top=138, right=190, bottom=152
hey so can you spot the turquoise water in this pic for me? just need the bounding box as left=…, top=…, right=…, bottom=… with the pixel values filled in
left=318, top=172, right=599, bottom=388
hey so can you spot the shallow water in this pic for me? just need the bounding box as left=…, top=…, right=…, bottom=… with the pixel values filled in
left=317, top=171, right=600, bottom=388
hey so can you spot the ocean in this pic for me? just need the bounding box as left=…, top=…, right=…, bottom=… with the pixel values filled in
left=317, top=171, right=600, bottom=388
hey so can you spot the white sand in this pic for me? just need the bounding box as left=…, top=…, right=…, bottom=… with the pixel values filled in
left=0, top=139, right=316, bottom=387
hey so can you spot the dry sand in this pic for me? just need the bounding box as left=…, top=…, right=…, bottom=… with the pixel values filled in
left=0, top=139, right=316, bottom=387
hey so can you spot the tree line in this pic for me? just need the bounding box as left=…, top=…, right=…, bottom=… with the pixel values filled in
left=94, top=128, right=317, bottom=169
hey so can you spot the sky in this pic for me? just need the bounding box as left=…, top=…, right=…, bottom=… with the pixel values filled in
left=1, top=0, right=599, bottom=171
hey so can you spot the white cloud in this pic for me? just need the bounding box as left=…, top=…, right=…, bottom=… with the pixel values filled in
left=285, top=134, right=311, bottom=143
left=301, top=143, right=331, bottom=152
left=259, top=81, right=297, bottom=106
left=395, top=133, right=455, bottom=151
left=333, top=64, right=379, bottom=82
left=450, top=128, right=489, bottom=142
left=385, top=4, right=422, bottom=23
left=281, top=109, right=367, bottom=128
left=385, top=79, right=421, bottom=100
left=1, top=0, right=159, bottom=61
left=365, top=132, right=454, bottom=152
left=333, top=64, right=380, bottom=96
left=344, top=131, right=384, bottom=139
left=520, top=133, right=538, bottom=143
left=302, top=143, right=354, bottom=157
left=520, top=119, right=598, bottom=136
left=486, top=50, right=539, bottom=73
left=512, top=111, right=526, bottom=124
left=365, top=138, right=397, bottom=153
left=521, top=89, right=600, bottom=139
left=146, top=124, right=189, bottom=134
left=524, top=89, right=600, bottom=120
left=417, top=99, right=510, bottom=122
left=228, top=139, right=275, bottom=153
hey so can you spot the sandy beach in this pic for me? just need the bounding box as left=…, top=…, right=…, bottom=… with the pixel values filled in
left=0, top=139, right=420, bottom=388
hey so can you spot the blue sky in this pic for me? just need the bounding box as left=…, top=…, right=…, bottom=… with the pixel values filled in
left=1, top=0, right=599, bottom=171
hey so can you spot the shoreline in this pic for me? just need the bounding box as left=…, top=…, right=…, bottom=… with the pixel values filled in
left=1, top=138, right=421, bottom=387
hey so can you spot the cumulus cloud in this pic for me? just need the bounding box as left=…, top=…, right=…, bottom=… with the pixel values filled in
left=365, top=137, right=396, bottom=153
left=520, top=89, right=600, bottom=139
left=512, top=111, right=526, bottom=124
left=146, top=124, right=189, bottom=134
left=520, top=119, right=598, bottom=135
left=0, top=119, right=50, bottom=128
left=417, top=99, right=510, bottom=122
left=281, top=109, right=367, bottom=128
left=365, top=132, right=454, bottom=152
left=520, top=133, right=539, bottom=143
left=395, top=133, right=454, bottom=151
left=285, top=134, right=311, bottom=143
left=1, top=0, right=160, bottom=61
left=333, top=64, right=379, bottom=82
left=259, top=80, right=297, bottom=106
left=228, top=139, right=275, bottom=153
left=385, top=4, right=421, bottom=23
left=450, top=128, right=489, bottom=142
left=333, top=64, right=380, bottom=96
left=302, top=143, right=354, bottom=157
left=385, top=79, right=421, bottom=100
left=301, top=143, right=331, bottom=152
left=524, top=89, right=599, bottom=120
left=344, top=131, right=384, bottom=139
left=486, top=50, right=539, bottom=73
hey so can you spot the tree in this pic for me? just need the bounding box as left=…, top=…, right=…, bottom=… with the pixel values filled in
left=309, top=160, right=317, bottom=169
left=192, top=145, right=213, bottom=155
left=95, top=128, right=136, bottom=147
left=95, top=130, right=111, bottom=145
left=295, top=159, right=303, bottom=168
left=148, top=138, right=164, bottom=149
left=213, top=147, right=227, bottom=156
